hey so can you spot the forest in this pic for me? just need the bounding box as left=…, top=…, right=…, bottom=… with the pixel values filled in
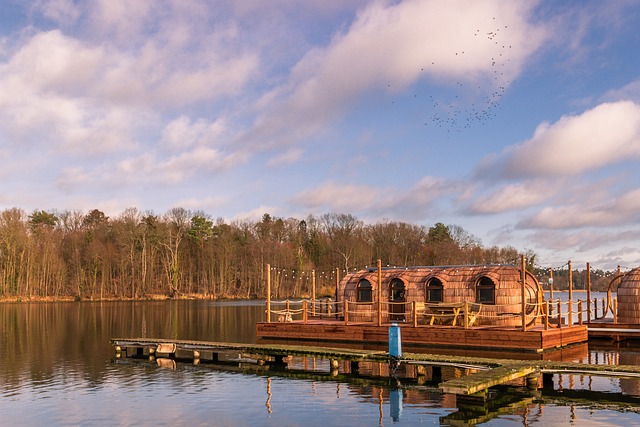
left=0, top=207, right=616, bottom=301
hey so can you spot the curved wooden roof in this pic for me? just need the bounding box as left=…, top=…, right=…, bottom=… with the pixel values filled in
left=340, top=265, right=533, bottom=290
left=619, top=267, right=640, bottom=289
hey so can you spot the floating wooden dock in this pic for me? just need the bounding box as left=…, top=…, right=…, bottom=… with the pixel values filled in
left=110, top=337, right=640, bottom=401
left=255, top=321, right=588, bottom=353
left=587, top=321, right=640, bottom=342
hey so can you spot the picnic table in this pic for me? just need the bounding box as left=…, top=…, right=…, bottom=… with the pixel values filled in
left=423, top=302, right=482, bottom=326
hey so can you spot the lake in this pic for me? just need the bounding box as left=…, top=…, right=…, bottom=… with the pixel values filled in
left=2, top=298, right=640, bottom=426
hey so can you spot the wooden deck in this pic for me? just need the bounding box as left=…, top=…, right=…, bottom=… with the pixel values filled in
left=255, top=320, right=588, bottom=353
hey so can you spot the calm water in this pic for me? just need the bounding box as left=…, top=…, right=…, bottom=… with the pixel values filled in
left=2, top=299, right=640, bottom=426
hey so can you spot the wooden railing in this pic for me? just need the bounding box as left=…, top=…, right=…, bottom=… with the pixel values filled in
left=266, top=296, right=616, bottom=328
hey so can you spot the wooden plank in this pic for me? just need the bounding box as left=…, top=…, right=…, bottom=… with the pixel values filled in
left=440, top=365, right=537, bottom=395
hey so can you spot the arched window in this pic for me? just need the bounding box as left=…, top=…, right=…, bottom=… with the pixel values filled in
left=357, top=279, right=373, bottom=302
left=426, top=278, right=443, bottom=303
left=476, top=276, right=495, bottom=304
left=389, top=278, right=405, bottom=301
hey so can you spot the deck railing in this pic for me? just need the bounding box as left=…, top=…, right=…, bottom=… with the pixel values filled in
left=266, top=295, right=616, bottom=329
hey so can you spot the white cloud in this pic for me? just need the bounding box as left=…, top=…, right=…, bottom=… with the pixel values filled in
left=35, top=0, right=81, bottom=25
left=245, top=0, right=547, bottom=149
left=266, top=149, right=303, bottom=167
left=466, top=181, right=555, bottom=214
left=290, top=176, right=456, bottom=221
left=292, top=181, right=381, bottom=213
left=160, top=115, right=228, bottom=151
left=602, top=79, right=640, bottom=103
left=174, top=196, right=228, bottom=212
left=477, top=101, right=640, bottom=179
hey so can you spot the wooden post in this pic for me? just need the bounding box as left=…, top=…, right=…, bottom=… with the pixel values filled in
left=521, top=255, right=527, bottom=332
left=568, top=260, right=573, bottom=303
left=614, top=298, right=618, bottom=323
left=578, top=300, right=583, bottom=325
left=544, top=300, right=549, bottom=330
left=464, top=301, right=469, bottom=329
left=557, top=300, right=562, bottom=329
left=586, top=262, right=591, bottom=323
left=412, top=301, right=418, bottom=327
left=377, top=259, right=382, bottom=326
left=344, top=300, right=349, bottom=325
left=566, top=261, right=572, bottom=325
left=312, top=270, right=316, bottom=316
left=303, top=300, right=308, bottom=324
left=549, top=267, right=554, bottom=302
left=266, top=263, right=271, bottom=323
left=567, top=300, right=573, bottom=326
left=335, top=268, right=340, bottom=303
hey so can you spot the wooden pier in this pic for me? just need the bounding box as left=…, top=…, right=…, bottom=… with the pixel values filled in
left=110, top=338, right=640, bottom=400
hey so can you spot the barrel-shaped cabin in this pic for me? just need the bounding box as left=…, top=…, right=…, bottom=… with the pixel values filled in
left=616, top=267, right=640, bottom=324
left=340, top=265, right=542, bottom=326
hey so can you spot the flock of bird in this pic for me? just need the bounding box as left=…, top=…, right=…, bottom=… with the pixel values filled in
left=393, top=19, right=514, bottom=134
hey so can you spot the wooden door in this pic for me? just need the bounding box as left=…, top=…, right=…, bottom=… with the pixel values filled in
left=389, top=278, right=406, bottom=322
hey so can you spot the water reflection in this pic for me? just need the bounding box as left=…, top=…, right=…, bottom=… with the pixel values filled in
left=2, top=300, right=640, bottom=426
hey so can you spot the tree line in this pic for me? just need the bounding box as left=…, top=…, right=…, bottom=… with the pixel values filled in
left=0, top=208, right=532, bottom=300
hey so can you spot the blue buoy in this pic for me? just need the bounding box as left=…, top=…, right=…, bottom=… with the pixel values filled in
left=388, top=323, right=402, bottom=358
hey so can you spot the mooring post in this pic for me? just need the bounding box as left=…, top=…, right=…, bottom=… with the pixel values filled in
left=335, top=267, right=340, bottom=304
left=557, top=300, right=562, bottom=329
left=330, top=359, right=339, bottom=376
left=344, top=300, right=349, bottom=325
left=377, top=259, right=382, bottom=327
left=303, top=300, right=308, bottom=324
left=587, top=262, right=592, bottom=323
left=312, top=270, right=316, bottom=316
left=266, top=263, right=271, bottom=323
left=578, top=300, right=583, bottom=325
left=521, top=255, right=527, bottom=332
left=544, top=300, right=549, bottom=330
left=412, top=301, right=418, bottom=327
left=567, top=300, right=573, bottom=326
left=568, top=260, right=573, bottom=325
left=526, top=373, right=540, bottom=390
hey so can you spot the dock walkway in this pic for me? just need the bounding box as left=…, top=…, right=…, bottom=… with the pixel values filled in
left=110, top=338, right=640, bottom=399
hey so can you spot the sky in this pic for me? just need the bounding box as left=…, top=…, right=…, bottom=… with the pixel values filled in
left=0, top=0, right=639, bottom=271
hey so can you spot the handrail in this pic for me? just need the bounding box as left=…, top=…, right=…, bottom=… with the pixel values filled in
left=265, top=295, right=616, bottom=327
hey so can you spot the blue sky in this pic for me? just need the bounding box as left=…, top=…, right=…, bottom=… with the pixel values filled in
left=1, top=0, right=639, bottom=270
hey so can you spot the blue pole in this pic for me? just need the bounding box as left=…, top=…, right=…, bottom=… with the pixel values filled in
left=388, top=323, right=402, bottom=358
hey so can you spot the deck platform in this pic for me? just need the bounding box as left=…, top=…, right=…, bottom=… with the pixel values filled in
left=255, top=320, right=588, bottom=353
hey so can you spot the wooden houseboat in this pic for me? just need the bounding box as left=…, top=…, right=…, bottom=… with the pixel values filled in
left=616, top=267, right=640, bottom=324
left=257, top=261, right=589, bottom=353
left=340, top=264, right=543, bottom=327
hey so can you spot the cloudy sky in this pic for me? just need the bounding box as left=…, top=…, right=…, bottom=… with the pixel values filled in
left=1, top=0, right=639, bottom=270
